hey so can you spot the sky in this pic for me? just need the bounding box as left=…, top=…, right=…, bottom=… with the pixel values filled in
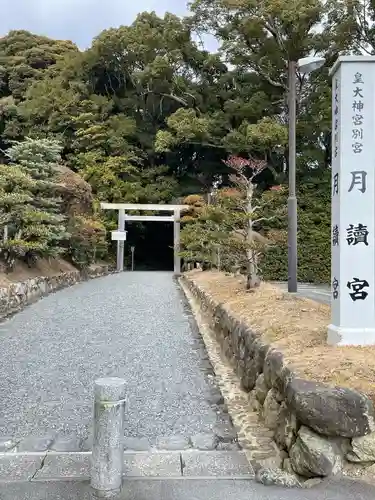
left=1, top=0, right=217, bottom=51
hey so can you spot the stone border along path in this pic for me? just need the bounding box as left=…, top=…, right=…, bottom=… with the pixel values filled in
left=180, top=278, right=284, bottom=472
left=0, top=271, right=258, bottom=479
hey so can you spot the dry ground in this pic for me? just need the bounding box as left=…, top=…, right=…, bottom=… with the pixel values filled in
left=0, top=258, right=77, bottom=287
left=187, top=270, right=375, bottom=403
left=0, top=258, right=110, bottom=288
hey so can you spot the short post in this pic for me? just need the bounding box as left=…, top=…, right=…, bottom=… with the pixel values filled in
left=173, top=208, right=181, bottom=276
left=117, top=210, right=125, bottom=272
left=91, top=378, right=126, bottom=498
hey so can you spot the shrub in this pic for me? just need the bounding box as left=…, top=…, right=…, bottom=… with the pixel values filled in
left=68, top=215, right=108, bottom=268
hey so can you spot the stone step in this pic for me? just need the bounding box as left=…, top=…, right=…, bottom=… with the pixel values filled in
left=0, top=450, right=254, bottom=481
left=0, top=430, right=240, bottom=454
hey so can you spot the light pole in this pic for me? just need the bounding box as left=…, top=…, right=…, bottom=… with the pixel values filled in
left=288, top=56, right=325, bottom=293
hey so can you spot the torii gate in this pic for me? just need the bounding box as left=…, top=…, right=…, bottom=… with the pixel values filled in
left=100, top=203, right=189, bottom=275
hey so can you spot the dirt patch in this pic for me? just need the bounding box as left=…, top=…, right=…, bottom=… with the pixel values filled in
left=0, top=258, right=77, bottom=287
left=187, top=270, right=375, bottom=403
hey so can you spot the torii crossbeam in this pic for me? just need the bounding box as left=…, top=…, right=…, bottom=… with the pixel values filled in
left=100, top=203, right=189, bottom=275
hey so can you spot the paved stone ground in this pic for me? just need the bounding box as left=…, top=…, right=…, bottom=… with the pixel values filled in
left=0, top=272, right=236, bottom=451
left=0, top=450, right=253, bottom=481
left=0, top=478, right=375, bottom=500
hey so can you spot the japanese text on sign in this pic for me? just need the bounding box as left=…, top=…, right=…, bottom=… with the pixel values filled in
left=347, top=277, right=369, bottom=301
left=333, top=78, right=339, bottom=158
left=352, top=72, right=364, bottom=155
left=332, top=224, right=339, bottom=246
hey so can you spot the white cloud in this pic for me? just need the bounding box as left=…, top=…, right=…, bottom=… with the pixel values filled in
left=0, top=0, right=190, bottom=47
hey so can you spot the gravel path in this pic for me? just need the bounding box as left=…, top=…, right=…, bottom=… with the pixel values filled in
left=0, top=272, right=222, bottom=441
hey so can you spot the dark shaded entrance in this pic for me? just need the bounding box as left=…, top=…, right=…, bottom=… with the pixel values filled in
left=125, top=222, right=174, bottom=271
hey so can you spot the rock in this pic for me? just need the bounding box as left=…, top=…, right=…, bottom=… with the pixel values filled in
left=350, top=432, right=375, bottom=462
left=231, top=320, right=244, bottom=361
left=274, top=402, right=298, bottom=451
left=123, top=437, right=150, bottom=451
left=263, top=350, right=284, bottom=391
left=206, top=393, right=224, bottom=406
left=346, top=451, right=363, bottom=463
left=286, top=378, right=375, bottom=437
left=216, top=441, right=241, bottom=451
left=283, top=458, right=294, bottom=474
left=242, top=339, right=268, bottom=392
left=249, top=389, right=261, bottom=412
left=156, top=435, right=191, bottom=450
left=254, top=453, right=284, bottom=470
left=263, top=389, right=281, bottom=430
left=289, top=426, right=343, bottom=478
left=255, top=467, right=302, bottom=488
left=191, top=433, right=218, bottom=450
left=212, top=423, right=237, bottom=443
left=255, top=374, right=268, bottom=405
left=302, top=478, right=324, bottom=488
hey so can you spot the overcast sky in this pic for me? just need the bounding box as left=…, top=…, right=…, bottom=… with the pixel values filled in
left=1, top=0, right=217, bottom=51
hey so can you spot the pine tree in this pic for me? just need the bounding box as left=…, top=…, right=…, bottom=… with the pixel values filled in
left=1, top=138, right=69, bottom=268
left=0, top=165, right=35, bottom=269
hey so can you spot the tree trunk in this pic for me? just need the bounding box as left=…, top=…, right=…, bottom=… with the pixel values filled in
left=246, top=250, right=260, bottom=290
left=246, top=184, right=259, bottom=289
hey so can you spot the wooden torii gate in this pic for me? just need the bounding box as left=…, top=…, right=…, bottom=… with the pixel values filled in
left=100, top=203, right=189, bottom=275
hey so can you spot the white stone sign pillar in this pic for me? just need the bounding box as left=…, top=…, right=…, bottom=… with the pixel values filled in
left=328, top=56, right=375, bottom=346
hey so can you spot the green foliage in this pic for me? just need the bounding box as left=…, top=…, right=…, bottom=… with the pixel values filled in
left=261, top=172, right=331, bottom=283
left=0, top=138, right=68, bottom=268
left=0, top=1, right=364, bottom=279
left=181, top=158, right=287, bottom=288
left=68, top=215, right=108, bottom=268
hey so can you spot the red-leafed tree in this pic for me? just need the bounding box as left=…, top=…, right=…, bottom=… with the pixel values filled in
left=180, top=155, right=286, bottom=288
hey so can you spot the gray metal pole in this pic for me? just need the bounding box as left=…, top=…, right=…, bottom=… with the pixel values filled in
left=174, top=208, right=181, bottom=276
left=131, top=247, right=135, bottom=271
left=288, top=61, right=298, bottom=293
left=91, top=377, right=126, bottom=498
left=116, top=210, right=125, bottom=273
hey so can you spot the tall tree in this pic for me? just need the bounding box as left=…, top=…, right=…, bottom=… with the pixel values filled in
left=4, top=138, right=68, bottom=266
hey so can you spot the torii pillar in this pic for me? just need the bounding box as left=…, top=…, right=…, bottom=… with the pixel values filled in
left=101, top=203, right=188, bottom=276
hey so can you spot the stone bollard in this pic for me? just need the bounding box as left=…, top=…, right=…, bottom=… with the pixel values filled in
left=90, top=377, right=126, bottom=499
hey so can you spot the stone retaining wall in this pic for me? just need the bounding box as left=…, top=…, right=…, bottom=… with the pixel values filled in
left=182, top=274, right=375, bottom=481
left=0, top=263, right=114, bottom=321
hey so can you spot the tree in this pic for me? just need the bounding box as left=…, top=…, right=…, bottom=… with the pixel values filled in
left=0, top=163, right=35, bottom=269
left=224, top=156, right=271, bottom=288
left=181, top=156, right=286, bottom=288
left=0, top=8, right=358, bottom=279
left=0, top=30, right=78, bottom=153
left=324, top=0, right=375, bottom=56
left=163, top=0, right=332, bottom=177
left=4, top=138, right=69, bottom=267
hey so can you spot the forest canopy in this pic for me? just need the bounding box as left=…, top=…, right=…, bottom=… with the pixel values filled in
left=0, top=1, right=369, bottom=279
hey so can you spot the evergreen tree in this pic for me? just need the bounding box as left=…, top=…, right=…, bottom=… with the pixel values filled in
left=0, top=164, right=35, bottom=269
left=2, top=138, right=69, bottom=268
